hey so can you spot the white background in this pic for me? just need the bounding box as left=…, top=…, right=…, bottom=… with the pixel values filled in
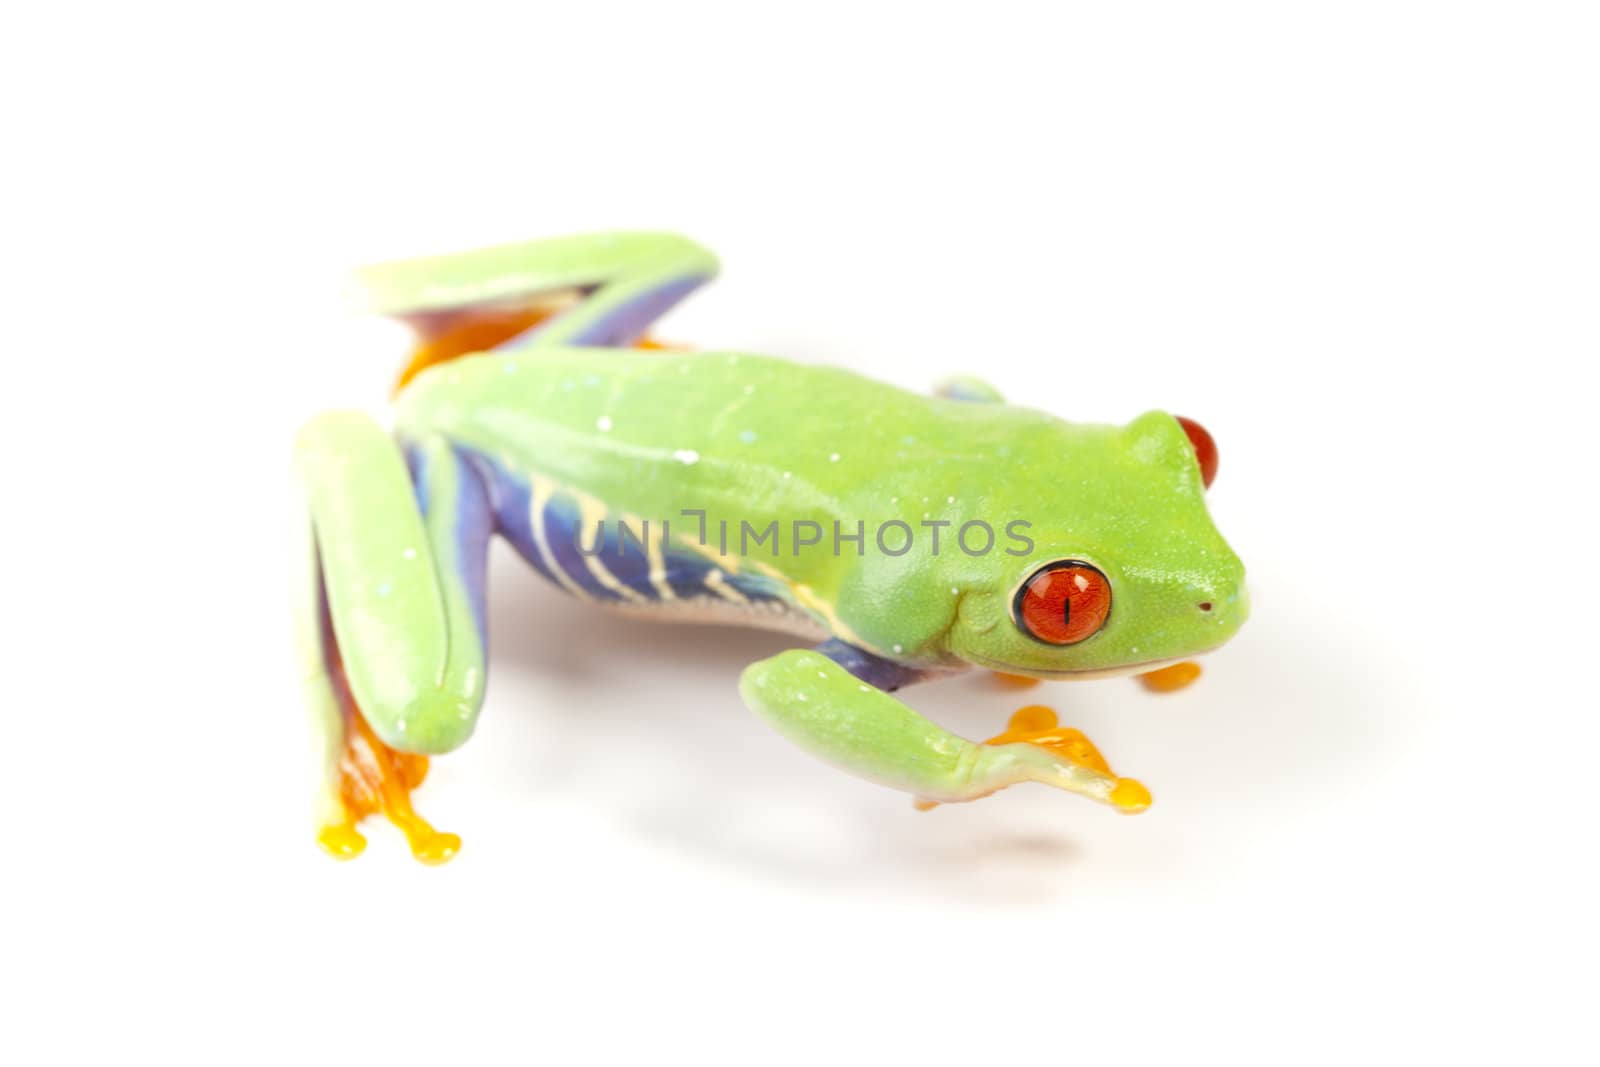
left=5, top=2, right=1596, bottom=1063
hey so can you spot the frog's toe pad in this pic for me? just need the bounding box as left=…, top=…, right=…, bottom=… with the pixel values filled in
left=1109, top=777, right=1153, bottom=813
left=317, top=823, right=368, bottom=860
left=1138, top=661, right=1202, bottom=693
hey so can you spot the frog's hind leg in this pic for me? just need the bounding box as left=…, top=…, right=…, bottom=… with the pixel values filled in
left=294, top=413, right=494, bottom=863
left=359, top=232, right=720, bottom=391
left=303, top=575, right=455, bottom=862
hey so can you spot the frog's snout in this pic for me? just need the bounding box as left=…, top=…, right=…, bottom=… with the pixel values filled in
left=1199, top=582, right=1250, bottom=639
left=1168, top=567, right=1248, bottom=652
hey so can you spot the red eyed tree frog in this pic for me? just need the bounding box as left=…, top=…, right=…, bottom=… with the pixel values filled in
left=294, top=232, right=1248, bottom=863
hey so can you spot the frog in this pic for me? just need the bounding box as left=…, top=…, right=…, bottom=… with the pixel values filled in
left=294, top=231, right=1249, bottom=863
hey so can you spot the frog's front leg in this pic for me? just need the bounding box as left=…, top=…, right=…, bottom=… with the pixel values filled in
left=739, top=648, right=1151, bottom=813
left=294, top=413, right=492, bottom=863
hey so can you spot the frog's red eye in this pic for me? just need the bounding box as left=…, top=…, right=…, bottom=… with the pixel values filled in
left=1174, top=415, right=1218, bottom=488
left=1015, top=562, right=1112, bottom=646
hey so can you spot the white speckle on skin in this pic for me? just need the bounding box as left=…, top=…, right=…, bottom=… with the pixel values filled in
left=673, top=449, right=700, bottom=465
left=596, top=415, right=613, bottom=432
left=376, top=582, right=392, bottom=597
left=782, top=471, right=792, bottom=479
left=818, top=671, right=828, bottom=679
left=829, top=453, right=841, bottom=463
left=893, top=644, right=904, bottom=654
left=396, top=719, right=407, bottom=733
left=738, top=429, right=758, bottom=443
left=947, top=496, right=956, bottom=504
left=951, top=587, right=960, bottom=595
left=859, top=685, right=871, bottom=693
left=797, top=693, right=808, bottom=702
left=402, top=548, right=417, bottom=560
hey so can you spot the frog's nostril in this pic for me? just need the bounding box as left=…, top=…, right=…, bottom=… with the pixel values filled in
left=1197, top=602, right=1213, bottom=613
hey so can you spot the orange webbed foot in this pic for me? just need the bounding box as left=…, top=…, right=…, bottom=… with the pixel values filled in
left=988, top=706, right=1152, bottom=812
left=318, top=710, right=460, bottom=865
left=985, top=704, right=1112, bottom=772
left=914, top=704, right=1151, bottom=813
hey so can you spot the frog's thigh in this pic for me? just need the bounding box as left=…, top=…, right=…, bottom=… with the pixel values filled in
left=295, top=415, right=491, bottom=755
left=739, top=648, right=1131, bottom=808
